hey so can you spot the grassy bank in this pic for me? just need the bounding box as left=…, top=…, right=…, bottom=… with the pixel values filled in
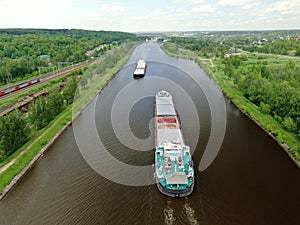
left=161, top=42, right=300, bottom=167
left=0, top=42, right=138, bottom=196
left=0, top=68, right=85, bottom=113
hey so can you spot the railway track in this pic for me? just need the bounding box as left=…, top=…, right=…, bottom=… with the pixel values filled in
left=0, top=59, right=98, bottom=101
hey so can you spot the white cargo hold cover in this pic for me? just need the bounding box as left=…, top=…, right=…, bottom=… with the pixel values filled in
left=156, top=104, right=176, bottom=116
left=157, top=129, right=183, bottom=146
left=156, top=97, right=173, bottom=105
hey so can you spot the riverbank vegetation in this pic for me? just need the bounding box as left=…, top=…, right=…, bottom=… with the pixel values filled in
left=161, top=31, right=300, bottom=166
left=0, top=68, right=84, bottom=114
left=0, top=76, right=79, bottom=162
left=0, top=42, right=138, bottom=195
left=0, top=29, right=136, bottom=86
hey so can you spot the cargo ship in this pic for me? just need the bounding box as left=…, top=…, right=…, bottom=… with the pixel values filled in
left=133, top=60, right=146, bottom=78
left=154, top=90, right=194, bottom=197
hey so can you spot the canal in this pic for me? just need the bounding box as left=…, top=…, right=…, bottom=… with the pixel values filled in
left=0, top=43, right=300, bottom=225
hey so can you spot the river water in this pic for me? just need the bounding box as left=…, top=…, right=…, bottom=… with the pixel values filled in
left=0, top=43, right=299, bottom=225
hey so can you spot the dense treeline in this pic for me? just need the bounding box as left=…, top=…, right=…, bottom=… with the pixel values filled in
left=170, top=37, right=231, bottom=58
left=246, top=40, right=300, bottom=55
left=207, top=30, right=300, bottom=37
left=0, top=41, right=137, bottom=163
left=223, top=56, right=300, bottom=134
left=168, top=33, right=300, bottom=139
left=0, top=29, right=136, bottom=84
left=0, top=29, right=135, bottom=42
left=0, top=76, right=79, bottom=162
left=171, top=31, right=300, bottom=57
left=0, top=110, right=30, bottom=160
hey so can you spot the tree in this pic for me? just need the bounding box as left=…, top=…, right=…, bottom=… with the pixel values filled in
left=0, top=30, right=135, bottom=84
left=261, top=65, right=270, bottom=78
left=295, top=46, right=300, bottom=56
left=283, top=117, right=297, bottom=132
left=0, top=110, right=30, bottom=161
left=260, top=102, right=271, bottom=114
left=48, top=89, right=64, bottom=118
left=62, top=76, right=79, bottom=105
left=29, top=97, right=51, bottom=130
left=79, top=75, right=88, bottom=89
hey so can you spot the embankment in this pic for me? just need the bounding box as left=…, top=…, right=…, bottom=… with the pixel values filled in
left=0, top=42, right=139, bottom=200
left=161, top=42, right=300, bottom=168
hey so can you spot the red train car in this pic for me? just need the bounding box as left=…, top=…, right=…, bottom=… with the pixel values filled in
left=0, top=77, right=41, bottom=97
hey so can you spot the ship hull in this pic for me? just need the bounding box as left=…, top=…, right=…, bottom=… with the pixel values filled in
left=154, top=90, right=194, bottom=198
left=133, top=60, right=146, bottom=78
left=133, top=73, right=145, bottom=79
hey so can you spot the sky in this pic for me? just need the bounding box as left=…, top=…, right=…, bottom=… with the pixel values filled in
left=0, top=0, right=299, bottom=32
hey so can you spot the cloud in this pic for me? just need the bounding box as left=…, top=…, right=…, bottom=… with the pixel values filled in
left=82, top=3, right=127, bottom=30
left=265, top=0, right=300, bottom=14
left=0, top=0, right=299, bottom=32
left=0, top=0, right=75, bottom=28
left=174, top=0, right=203, bottom=4
left=88, top=3, right=126, bottom=19
left=242, top=3, right=259, bottom=10
left=185, top=0, right=204, bottom=4
left=0, top=0, right=74, bottom=9
left=144, top=11, right=167, bottom=20
left=191, top=4, right=217, bottom=13
left=176, top=9, right=189, bottom=16
left=98, top=4, right=125, bottom=15
left=217, top=0, right=252, bottom=6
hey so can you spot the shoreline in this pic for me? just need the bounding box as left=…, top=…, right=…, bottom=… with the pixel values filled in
left=205, top=67, right=300, bottom=168
left=161, top=44, right=300, bottom=169
left=0, top=119, right=72, bottom=201
left=0, top=70, right=117, bottom=201
left=224, top=92, right=300, bottom=169
left=0, top=42, right=137, bottom=201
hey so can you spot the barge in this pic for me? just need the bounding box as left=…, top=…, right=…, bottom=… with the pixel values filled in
left=133, top=60, right=146, bottom=78
left=154, top=90, right=194, bottom=197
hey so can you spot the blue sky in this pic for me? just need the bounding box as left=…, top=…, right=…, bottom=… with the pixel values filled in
left=0, top=0, right=299, bottom=32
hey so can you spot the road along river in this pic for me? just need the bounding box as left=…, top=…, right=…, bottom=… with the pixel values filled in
left=0, top=43, right=300, bottom=225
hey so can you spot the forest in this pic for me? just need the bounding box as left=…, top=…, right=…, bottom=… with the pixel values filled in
left=0, top=29, right=136, bottom=85
left=0, top=29, right=137, bottom=162
left=0, top=41, right=137, bottom=163
left=222, top=56, right=300, bottom=134
left=166, top=30, right=300, bottom=152
left=0, top=75, right=79, bottom=162
left=170, top=30, right=300, bottom=57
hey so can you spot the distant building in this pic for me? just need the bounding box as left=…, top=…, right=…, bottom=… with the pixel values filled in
left=252, top=38, right=268, bottom=45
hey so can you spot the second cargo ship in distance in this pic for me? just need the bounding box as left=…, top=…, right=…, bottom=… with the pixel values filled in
left=154, top=90, right=194, bottom=197
left=133, top=60, right=146, bottom=78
